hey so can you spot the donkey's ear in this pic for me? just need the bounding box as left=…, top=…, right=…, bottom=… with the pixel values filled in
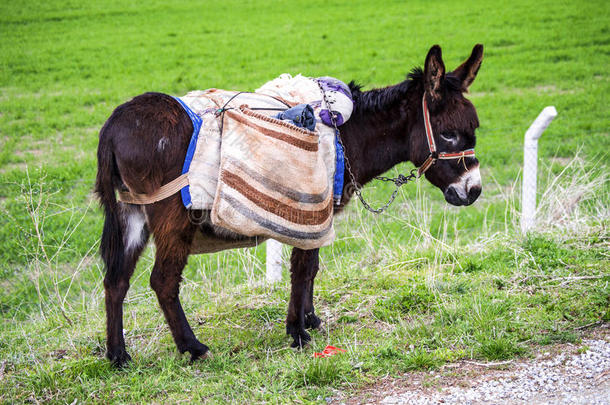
left=452, top=44, right=484, bottom=92
left=424, top=45, right=445, bottom=102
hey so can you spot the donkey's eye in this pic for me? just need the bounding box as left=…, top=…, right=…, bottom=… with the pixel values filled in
left=440, top=132, right=458, bottom=142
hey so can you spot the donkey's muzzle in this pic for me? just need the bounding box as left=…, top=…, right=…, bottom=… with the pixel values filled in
left=443, top=166, right=482, bottom=206
left=444, top=184, right=481, bottom=206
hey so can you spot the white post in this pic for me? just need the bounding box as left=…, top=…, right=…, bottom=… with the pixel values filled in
left=266, top=239, right=283, bottom=282
left=521, top=106, right=558, bottom=234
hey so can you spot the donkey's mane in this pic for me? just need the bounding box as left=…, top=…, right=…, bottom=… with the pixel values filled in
left=348, top=67, right=461, bottom=116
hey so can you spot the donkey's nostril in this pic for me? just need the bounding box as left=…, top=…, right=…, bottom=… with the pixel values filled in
left=443, top=185, right=464, bottom=206
left=466, top=186, right=481, bottom=205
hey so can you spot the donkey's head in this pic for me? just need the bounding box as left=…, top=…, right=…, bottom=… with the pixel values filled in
left=410, top=44, right=484, bottom=206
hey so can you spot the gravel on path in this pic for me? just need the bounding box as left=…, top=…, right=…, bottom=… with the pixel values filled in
left=343, top=326, right=610, bottom=405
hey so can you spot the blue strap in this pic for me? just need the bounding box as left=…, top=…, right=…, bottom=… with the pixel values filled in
left=333, top=130, right=345, bottom=205
left=173, top=97, right=203, bottom=208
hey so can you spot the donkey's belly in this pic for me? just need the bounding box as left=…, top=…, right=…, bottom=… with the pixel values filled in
left=188, top=214, right=267, bottom=254
left=189, top=230, right=266, bottom=254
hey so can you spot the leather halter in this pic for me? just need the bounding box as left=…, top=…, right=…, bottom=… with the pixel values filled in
left=417, top=96, right=476, bottom=177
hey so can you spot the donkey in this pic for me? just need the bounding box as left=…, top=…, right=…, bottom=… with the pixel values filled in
left=96, top=44, right=483, bottom=366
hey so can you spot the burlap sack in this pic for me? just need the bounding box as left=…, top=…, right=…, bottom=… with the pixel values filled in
left=211, top=105, right=335, bottom=249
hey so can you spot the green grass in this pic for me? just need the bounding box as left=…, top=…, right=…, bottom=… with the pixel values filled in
left=1, top=0, right=609, bottom=403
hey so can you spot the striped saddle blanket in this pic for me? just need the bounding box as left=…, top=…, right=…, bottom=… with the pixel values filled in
left=177, top=74, right=351, bottom=249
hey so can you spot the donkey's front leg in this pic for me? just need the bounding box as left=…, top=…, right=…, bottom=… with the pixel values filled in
left=286, top=247, right=321, bottom=348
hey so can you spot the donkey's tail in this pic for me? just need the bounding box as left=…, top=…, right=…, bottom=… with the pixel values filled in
left=95, top=121, right=124, bottom=284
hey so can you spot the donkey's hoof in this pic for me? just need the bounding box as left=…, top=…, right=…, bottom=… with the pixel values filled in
left=286, top=323, right=311, bottom=348
left=107, top=348, right=131, bottom=368
left=304, top=312, right=322, bottom=330
left=187, top=341, right=210, bottom=362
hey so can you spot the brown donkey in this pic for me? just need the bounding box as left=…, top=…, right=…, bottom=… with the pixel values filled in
left=96, top=44, right=484, bottom=366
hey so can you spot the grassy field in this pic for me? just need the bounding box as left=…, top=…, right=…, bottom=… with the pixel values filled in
left=1, top=0, right=609, bottom=403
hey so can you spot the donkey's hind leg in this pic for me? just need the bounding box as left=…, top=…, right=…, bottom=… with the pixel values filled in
left=147, top=201, right=209, bottom=361
left=286, top=247, right=321, bottom=348
left=103, top=204, right=149, bottom=367
left=304, top=263, right=322, bottom=330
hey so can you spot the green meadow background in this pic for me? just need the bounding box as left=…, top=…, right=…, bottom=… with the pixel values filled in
left=0, top=0, right=608, bottom=403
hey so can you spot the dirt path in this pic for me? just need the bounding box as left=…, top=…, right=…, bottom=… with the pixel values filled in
left=340, top=324, right=610, bottom=405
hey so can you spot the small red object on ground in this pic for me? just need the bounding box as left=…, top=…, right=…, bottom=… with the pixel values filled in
left=313, top=345, right=346, bottom=358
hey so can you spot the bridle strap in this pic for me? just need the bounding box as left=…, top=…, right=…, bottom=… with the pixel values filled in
left=417, top=96, right=475, bottom=177
left=422, top=95, right=437, bottom=154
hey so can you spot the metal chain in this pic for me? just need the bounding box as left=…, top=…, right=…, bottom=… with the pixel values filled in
left=316, top=79, right=416, bottom=214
